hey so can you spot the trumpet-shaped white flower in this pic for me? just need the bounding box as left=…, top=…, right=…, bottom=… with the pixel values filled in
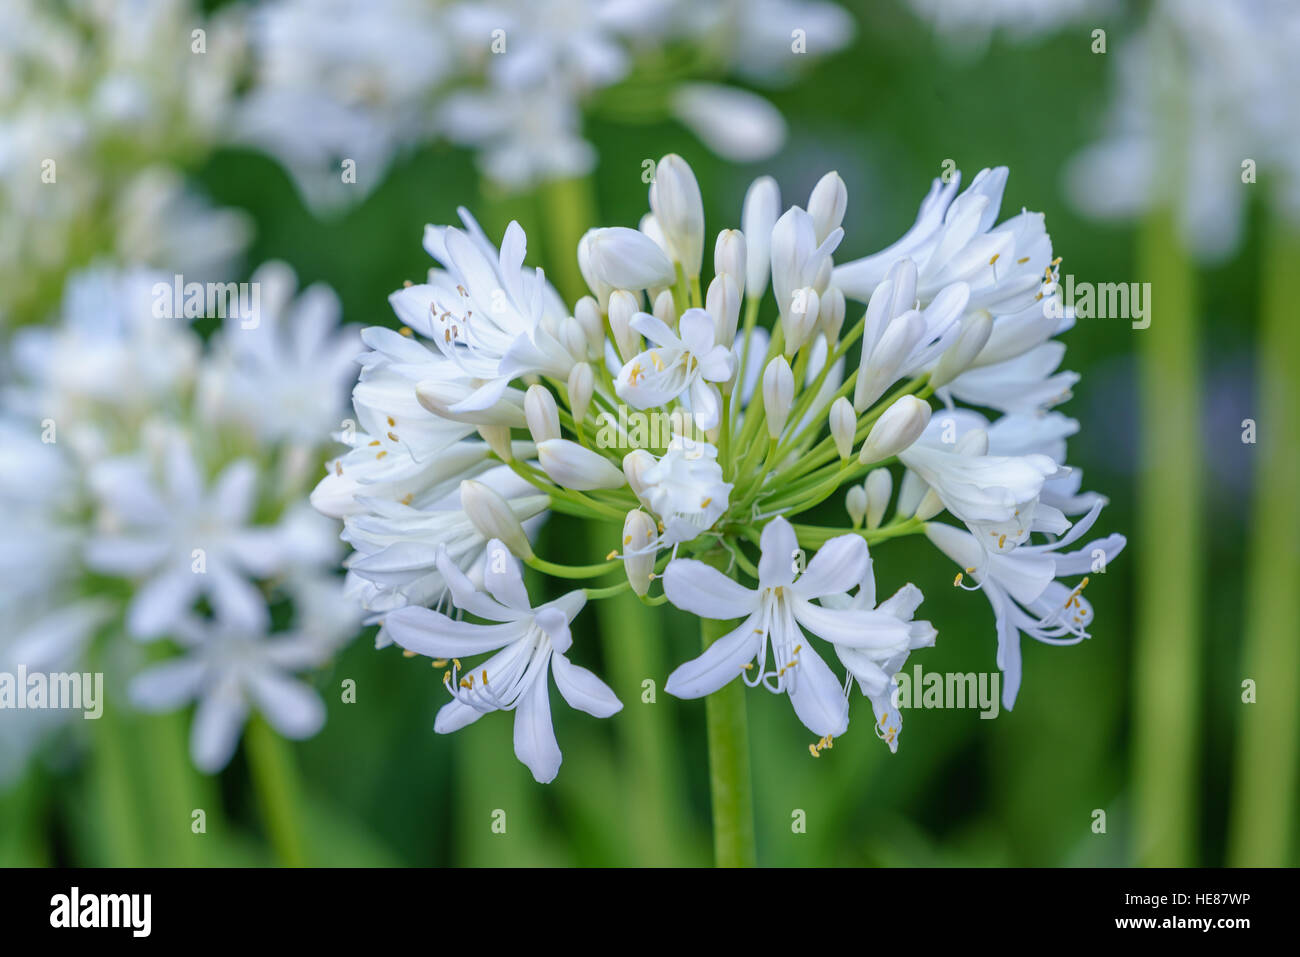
left=614, top=309, right=735, bottom=430
left=663, top=517, right=920, bottom=738
left=823, top=552, right=936, bottom=753
left=384, top=541, right=621, bottom=783
left=926, top=502, right=1126, bottom=709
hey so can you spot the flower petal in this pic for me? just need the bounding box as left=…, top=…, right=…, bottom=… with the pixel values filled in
left=786, top=643, right=849, bottom=738
left=663, top=559, right=758, bottom=620
left=513, top=667, right=563, bottom=783
left=552, top=654, right=623, bottom=718
left=664, top=614, right=763, bottom=698
left=794, top=534, right=868, bottom=599
left=757, top=516, right=799, bottom=587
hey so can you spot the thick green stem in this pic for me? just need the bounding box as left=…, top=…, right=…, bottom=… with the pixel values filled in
left=536, top=176, right=598, bottom=303
left=1131, top=206, right=1200, bottom=866
left=1227, top=216, right=1300, bottom=866
left=245, top=717, right=307, bottom=867
left=699, top=554, right=757, bottom=866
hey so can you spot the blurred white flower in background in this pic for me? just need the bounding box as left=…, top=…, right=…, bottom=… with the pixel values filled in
left=0, top=0, right=251, bottom=325
left=905, top=0, right=1103, bottom=54
left=0, top=262, right=360, bottom=775
left=237, top=0, right=854, bottom=208
left=1066, top=0, right=1300, bottom=261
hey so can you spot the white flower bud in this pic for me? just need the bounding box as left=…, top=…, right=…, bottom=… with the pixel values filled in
left=807, top=171, right=848, bottom=245
left=622, top=509, right=657, bottom=596
left=650, top=154, right=705, bottom=278
left=622, top=449, right=656, bottom=508
left=561, top=316, right=588, bottom=362
left=586, top=227, right=676, bottom=291
left=818, top=285, right=846, bottom=345
left=829, top=397, right=856, bottom=460
left=607, top=289, right=643, bottom=362
left=524, top=384, right=560, bottom=444
left=574, top=295, right=604, bottom=355
left=653, top=287, right=677, bottom=327
left=461, top=479, right=534, bottom=559
left=706, top=273, right=741, bottom=349
left=845, top=484, right=868, bottom=527
left=477, top=424, right=513, bottom=462
left=864, top=468, right=893, bottom=529
left=639, top=212, right=670, bottom=255
left=858, top=395, right=932, bottom=464
left=567, top=362, right=594, bottom=427
left=782, top=286, right=819, bottom=357
left=578, top=230, right=614, bottom=308
left=714, top=229, right=746, bottom=296
left=537, top=439, right=626, bottom=490
left=742, top=176, right=780, bottom=299
left=763, top=356, right=795, bottom=440
left=914, top=488, right=944, bottom=521
left=955, top=426, right=989, bottom=456
left=853, top=310, right=925, bottom=413
left=929, top=310, right=994, bottom=389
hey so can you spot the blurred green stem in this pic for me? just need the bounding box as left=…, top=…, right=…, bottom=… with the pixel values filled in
left=1227, top=216, right=1300, bottom=866
left=537, top=175, right=597, bottom=303
left=245, top=717, right=307, bottom=867
left=700, top=554, right=757, bottom=867
left=1132, top=206, right=1200, bottom=866
left=590, top=523, right=694, bottom=865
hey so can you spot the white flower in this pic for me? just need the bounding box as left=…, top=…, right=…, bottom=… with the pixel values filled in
left=129, top=613, right=333, bottom=772
left=614, top=308, right=735, bottom=430
left=384, top=540, right=621, bottom=783
left=925, top=502, right=1126, bottom=708
left=635, top=437, right=733, bottom=546
left=536, top=438, right=627, bottom=491
left=85, top=437, right=284, bottom=640
left=649, top=154, right=706, bottom=278
left=663, top=517, right=919, bottom=738
left=770, top=206, right=843, bottom=322
left=199, top=261, right=360, bottom=449
left=823, top=553, right=936, bottom=753
left=670, top=84, right=786, bottom=163
left=834, top=167, right=1052, bottom=317
left=583, top=226, right=677, bottom=293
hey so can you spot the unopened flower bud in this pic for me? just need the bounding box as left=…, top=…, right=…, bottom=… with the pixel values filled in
left=854, top=310, right=924, bottom=413
left=829, top=397, right=856, bottom=460
left=567, top=362, right=594, bottom=427
left=537, top=439, right=626, bottom=490
left=561, top=316, right=588, bottom=363
left=818, top=286, right=846, bottom=345
left=622, top=509, right=657, bottom=596
left=864, top=468, right=893, bottom=529
left=929, top=310, right=994, bottom=389
left=622, top=449, right=656, bottom=508
left=653, top=288, right=677, bottom=328
left=650, top=153, right=705, bottom=277
left=706, top=273, right=741, bottom=349
left=714, top=229, right=746, bottom=296
left=524, top=384, right=560, bottom=444
left=461, top=479, right=534, bottom=559
left=586, top=227, right=676, bottom=291
left=763, top=356, right=794, bottom=440
left=574, top=295, right=604, bottom=355
left=783, top=286, right=819, bottom=357
left=858, top=395, right=932, bottom=464
left=845, top=484, right=868, bottom=528
left=417, top=380, right=525, bottom=427
left=608, top=289, right=642, bottom=361
left=807, top=171, right=848, bottom=245
left=742, top=175, right=780, bottom=299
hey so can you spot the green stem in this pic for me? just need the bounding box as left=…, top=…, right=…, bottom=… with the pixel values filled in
left=245, top=717, right=307, bottom=867
left=1227, top=216, right=1300, bottom=866
left=1131, top=205, right=1200, bottom=866
left=699, top=552, right=757, bottom=867
left=536, top=176, right=598, bottom=303
left=527, top=555, right=622, bottom=578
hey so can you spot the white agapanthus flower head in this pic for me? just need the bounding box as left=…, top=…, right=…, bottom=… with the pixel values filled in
left=0, top=260, right=361, bottom=777
left=313, top=152, right=1123, bottom=780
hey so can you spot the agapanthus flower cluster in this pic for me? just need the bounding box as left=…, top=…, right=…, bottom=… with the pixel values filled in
left=1067, top=0, right=1300, bottom=261
left=314, top=152, right=1125, bottom=783
left=0, top=0, right=251, bottom=325
left=237, top=0, right=854, bottom=209
left=0, top=263, right=360, bottom=778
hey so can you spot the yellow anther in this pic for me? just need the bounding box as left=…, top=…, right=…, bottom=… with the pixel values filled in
left=403, top=280, right=413, bottom=288
left=954, top=572, right=964, bottom=586
left=432, top=659, right=447, bottom=668
left=399, top=326, right=414, bottom=337
left=605, top=549, right=618, bottom=560
left=401, top=650, right=417, bottom=658
left=700, top=497, right=712, bottom=508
